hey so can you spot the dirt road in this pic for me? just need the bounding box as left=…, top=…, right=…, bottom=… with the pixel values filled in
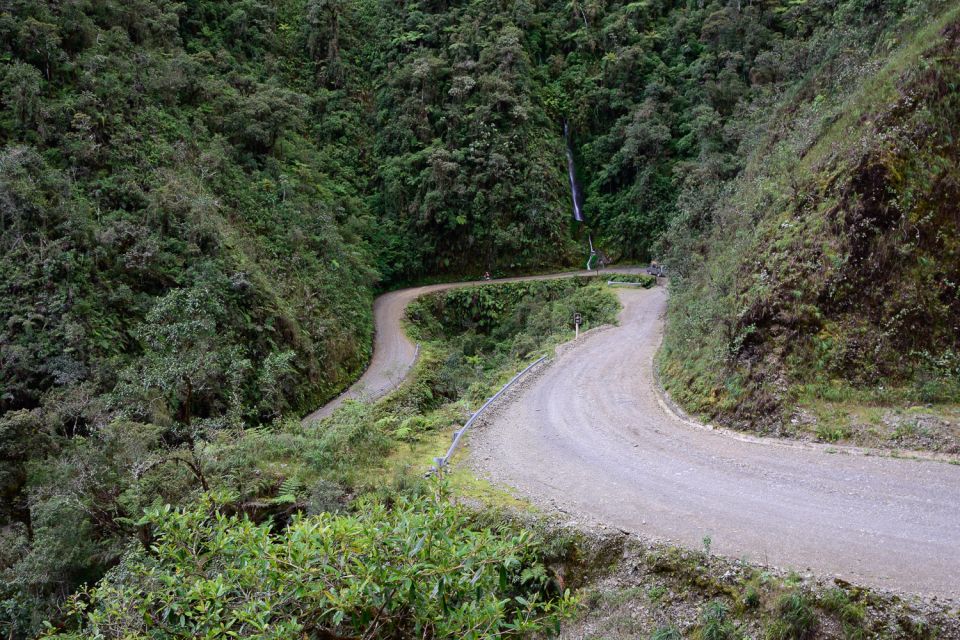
left=471, top=287, right=960, bottom=598
left=302, top=273, right=960, bottom=598
left=302, top=268, right=643, bottom=423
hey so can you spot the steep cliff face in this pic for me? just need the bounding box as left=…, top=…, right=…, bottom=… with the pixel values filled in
left=660, top=6, right=960, bottom=436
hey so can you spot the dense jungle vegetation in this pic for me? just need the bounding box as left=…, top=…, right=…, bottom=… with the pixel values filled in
left=2, top=0, right=958, bottom=635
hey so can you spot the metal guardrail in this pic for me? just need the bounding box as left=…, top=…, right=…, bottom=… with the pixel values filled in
left=606, top=280, right=649, bottom=287
left=430, top=355, right=548, bottom=475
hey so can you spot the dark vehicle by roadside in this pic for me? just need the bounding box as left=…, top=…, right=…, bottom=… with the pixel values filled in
left=645, top=262, right=666, bottom=277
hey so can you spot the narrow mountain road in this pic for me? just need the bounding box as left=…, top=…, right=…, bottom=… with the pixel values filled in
left=302, top=273, right=960, bottom=598
left=302, top=268, right=644, bottom=423
left=470, top=287, right=960, bottom=598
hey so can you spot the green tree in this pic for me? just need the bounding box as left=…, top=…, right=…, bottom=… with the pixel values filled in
left=115, top=286, right=243, bottom=428
left=0, top=63, right=44, bottom=136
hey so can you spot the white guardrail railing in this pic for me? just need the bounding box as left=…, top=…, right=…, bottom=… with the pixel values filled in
left=606, top=279, right=648, bottom=286
left=429, top=355, right=548, bottom=475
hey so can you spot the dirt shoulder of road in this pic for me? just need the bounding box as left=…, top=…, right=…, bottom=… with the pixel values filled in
left=548, top=525, right=960, bottom=639
left=653, top=360, right=960, bottom=466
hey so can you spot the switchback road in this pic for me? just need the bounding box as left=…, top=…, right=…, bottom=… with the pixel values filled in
left=303, top=275, right=960, bottom=598
left=471, top=287, right=960, bottom=598
left=302, top=268, right=643, bottom=423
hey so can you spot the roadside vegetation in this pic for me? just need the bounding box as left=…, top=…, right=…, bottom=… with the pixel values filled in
left=46, top=492, right=575, bottom=639
left=6, top=278, right=616, bottom=637
left=659, top=1, right=960, bottom=449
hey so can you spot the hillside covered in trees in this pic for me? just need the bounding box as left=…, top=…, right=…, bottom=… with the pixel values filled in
left=2, top=0, right=958, bottom=636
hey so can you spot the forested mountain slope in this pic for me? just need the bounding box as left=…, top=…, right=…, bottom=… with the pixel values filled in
left=1, top=0, right=381, bottom=430
left=2, top=0, right=958, bottom=635
left=1, top=0, right=381, bottom=629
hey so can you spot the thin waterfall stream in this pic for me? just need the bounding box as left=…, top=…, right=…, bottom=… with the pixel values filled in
left=564, top=120, right=598, bottom=268
left=563, top=120, right=585, bottom=223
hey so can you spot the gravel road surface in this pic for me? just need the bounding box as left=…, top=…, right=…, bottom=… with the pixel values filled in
left=301, top=268, right=643, bottom=423
left=470, top=286, right=960, bottom=598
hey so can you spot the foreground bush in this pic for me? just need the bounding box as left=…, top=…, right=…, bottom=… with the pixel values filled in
left=48, top=493, right=572, bottom=639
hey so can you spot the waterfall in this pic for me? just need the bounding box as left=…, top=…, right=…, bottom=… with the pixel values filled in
left=563, top=120, right=585, bottom=223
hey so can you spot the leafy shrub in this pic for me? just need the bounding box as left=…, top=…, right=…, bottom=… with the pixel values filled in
left=50, top=493, right=574, bottom=639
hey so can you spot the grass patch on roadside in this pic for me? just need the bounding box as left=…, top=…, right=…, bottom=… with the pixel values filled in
left=379, top=425, right=530, bottom=510
left=785, top=384, right=960, bottom=453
